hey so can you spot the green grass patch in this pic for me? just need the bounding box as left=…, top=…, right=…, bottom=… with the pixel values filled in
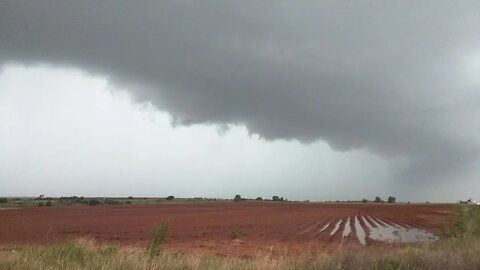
left=450, top=205, right=480, bottom=237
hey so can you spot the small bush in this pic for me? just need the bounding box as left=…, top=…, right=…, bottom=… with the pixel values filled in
left=256, top=197, right=263, bottom=201
left=50, top=242, right=88, bottom=266
left=88, top=199, right=100, bottom=206
left=166, top=195, right=174, bottom=201
left=233, top=195, right=242, bottom=202
left=374, top=196, right=383, bottom=203
left=362, top=199, right=369, bottom=203
left=104, top=199, right=121, bottom=205
left=125, top=200, right=132, bottom=204
left=388, top=196, right=396, bottom=203
left=45, top=200, right=52, bottom=206
left=0, top=198, right=7, bottom=203
left=147, top=220, right=169, bottom=257
left=452, top=205, right=480, bottom=237
left=38, top=202, right=44, bottom=207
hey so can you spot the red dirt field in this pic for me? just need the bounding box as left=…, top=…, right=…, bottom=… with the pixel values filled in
left=0, top=202, right=455, bottom=257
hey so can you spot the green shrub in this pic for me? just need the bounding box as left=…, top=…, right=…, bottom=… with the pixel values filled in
left=50, top=242, right=88, bottom=266
left=147, top=220, right=169, bottom=257
left=0, top=198, right=7, bottom=203
left=38, top=202, right=44, bottom=207
left=452, top=205, right=480, bottom=237
left=256, top=197, right=263, bottom=201
left=88, top=199, right=100, bottom=206
left=104, top=199, right=121, bottom=205
left=166, top=195, right=174, bottom=201
left=45, top=200, right=52, bottom=206
left=233, top=195, right=242, bottom=202
left=388, top=196, right=396, bottom=203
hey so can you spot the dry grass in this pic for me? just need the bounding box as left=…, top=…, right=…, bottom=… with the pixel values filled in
left=2, top=239, right=480, bottom=270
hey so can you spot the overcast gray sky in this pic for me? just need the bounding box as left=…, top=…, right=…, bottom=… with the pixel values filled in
left=1, top=1, right=479, bottom=201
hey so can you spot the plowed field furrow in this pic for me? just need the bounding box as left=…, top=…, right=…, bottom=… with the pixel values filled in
left=317, top=218, right=339, bottom=241
left=280, top=213, right=328, bottom=241
left=354, top=216, right=367, bottom=245
left=371, top=214, right=398, bottom=228
left=357, top=215, right=370, bottom=233
left=340, top=216, right=358, bottom=246
left=372, top=214, right=418, bottom=231
left=362, top=214, right=378, bottom=228
left=341, top=218, right=352, bottom=239
left=257, top=212, right=313, bottom=239
left=329, top=218, right=346, bottom=243
left=383, top=215, right=415, bottom=229
left=376, top=213, right=414, bottom=228
left=294, top=215, right=330, bottom=235
left=369, top=215, right=389, bottom=227
left=295, top=217, right=331, bottom=241
left=318, top=221, right=331, bottom=233
left=295, top=221, right=322, bottom=237
left=349, top=216, right=357, bottom=242
left=311, top=218, right=333, bottom=240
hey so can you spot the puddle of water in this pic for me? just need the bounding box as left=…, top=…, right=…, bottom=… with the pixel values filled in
left=342, top=218, right=351, bottom=238
left=354, top=216, right=366, bottom=245
left=363, top=216, right=438, bottom=243
left=330, top=220, right=342, bottom=236
left=369, top=226, right=438, bottom=243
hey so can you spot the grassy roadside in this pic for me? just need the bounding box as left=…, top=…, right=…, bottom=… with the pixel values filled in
left=2, top=240, right=480, bottom=270
left=1, top=205, right=479, bottom=270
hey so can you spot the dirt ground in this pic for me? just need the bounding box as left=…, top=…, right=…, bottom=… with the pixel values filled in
left=0, top=202, right=455, bottom=257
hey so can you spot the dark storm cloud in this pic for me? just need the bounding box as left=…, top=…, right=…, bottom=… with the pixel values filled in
left=1, top=1, right=479, bottom=180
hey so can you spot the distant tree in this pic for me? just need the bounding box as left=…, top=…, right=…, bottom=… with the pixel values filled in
left=233, top=195, right=242, bottom=202
left=0, top=198, right=7, bottom=204
left=166, top=195, right=174, bottom=201
left=374, top=196, right=383, bottom=203
left=272, top=196, right=285, bottom=202
left=362, top=199, right=369, bottom=203
left=387, top=196, right=396, bottom=203
left=255, top=197, right=263, bottom=201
